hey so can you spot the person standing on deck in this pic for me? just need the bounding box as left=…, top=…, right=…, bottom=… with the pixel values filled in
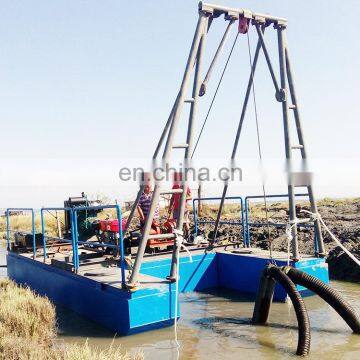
left=137, top=173, right=160, bottom=234
left=168, top=172, right=192, bottom=238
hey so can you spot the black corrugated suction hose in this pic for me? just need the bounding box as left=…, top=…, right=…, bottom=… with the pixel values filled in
left=267, top=266, right=311, bottom=356
left=284, top=266, right=360, bottom=334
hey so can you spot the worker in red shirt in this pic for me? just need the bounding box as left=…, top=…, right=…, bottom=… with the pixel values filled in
left=168, top=172, right=192, bottom=238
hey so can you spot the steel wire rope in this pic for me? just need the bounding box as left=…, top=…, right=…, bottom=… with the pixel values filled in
left=245, top=30, right=273, bottom=260
left=191, top=32, right=240, bottom=159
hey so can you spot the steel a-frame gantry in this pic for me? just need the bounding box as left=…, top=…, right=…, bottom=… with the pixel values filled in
left=125, top=2, right=326, bottom=289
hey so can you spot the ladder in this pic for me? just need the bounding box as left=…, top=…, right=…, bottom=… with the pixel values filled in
left=283, top=41, right=325, bottom=259
left=125, top=10, right=211, bottom=288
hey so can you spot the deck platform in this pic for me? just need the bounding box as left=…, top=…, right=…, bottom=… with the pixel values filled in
left=7, top=247, right=329, bottom=335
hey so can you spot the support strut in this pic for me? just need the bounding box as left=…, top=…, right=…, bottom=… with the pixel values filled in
left=127, top=13, right=208, bottom=288
left=200, top=19, right=235, bottom=96
left=254, top=22, right=280, bottom=96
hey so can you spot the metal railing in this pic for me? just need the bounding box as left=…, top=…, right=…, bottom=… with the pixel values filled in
left=41, top=207, right=76, bottom=265
left=192, top=196, right=246, bottom=246
left=72, top=205, right=126, bottom=287
left=244, top=193, right=318, bottom=252
left=191, top=193, right=318, bottom=253
left=6, top=208, right=36, bottom=258
left=5, top=204, right=126, bottom=287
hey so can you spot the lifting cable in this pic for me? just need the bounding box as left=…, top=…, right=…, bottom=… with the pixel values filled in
left=191, top=32, right=240, bottom=159
left=245, top=31, right=273, bottom=259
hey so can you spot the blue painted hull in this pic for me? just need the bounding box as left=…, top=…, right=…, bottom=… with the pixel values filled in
left=7, top=253, right=176, bottom=335
left=7, top=250, right=329, bottom=335
left=140, top=252, right=329, bottom=302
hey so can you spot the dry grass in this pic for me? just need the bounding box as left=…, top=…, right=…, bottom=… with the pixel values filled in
left=63, top=341, right=142, bottom=360
left=0, top=278, right=57, bottom=359
left=0, top=208, right=129, bottom=240
left=198, top=203, right=242, bottom=219
left=0, top=212, right=63, bottom=242
left=0, top=278, right=56, bottom=343
left=198, top=202, right=275, bottom=220
left=0, top=279, right=142, bottom=360
left=318, top=197, right=360, bottom=207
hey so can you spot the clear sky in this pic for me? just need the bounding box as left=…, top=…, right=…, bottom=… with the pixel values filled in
left=0, top=0, right=359, bottom=207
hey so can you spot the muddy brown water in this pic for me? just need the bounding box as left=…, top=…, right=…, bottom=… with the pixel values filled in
left=56, top=282, right=360, bottom=359
left=1, top=246, right=359, bottom=359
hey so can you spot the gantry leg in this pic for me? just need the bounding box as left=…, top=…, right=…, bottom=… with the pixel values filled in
left=127, top=13, right=208, bottom=288
left=276, top=23, right=299, bottom=260
left=168, top=15, right=209, bottom=280
left=285, top=47, right=325, bottom=257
